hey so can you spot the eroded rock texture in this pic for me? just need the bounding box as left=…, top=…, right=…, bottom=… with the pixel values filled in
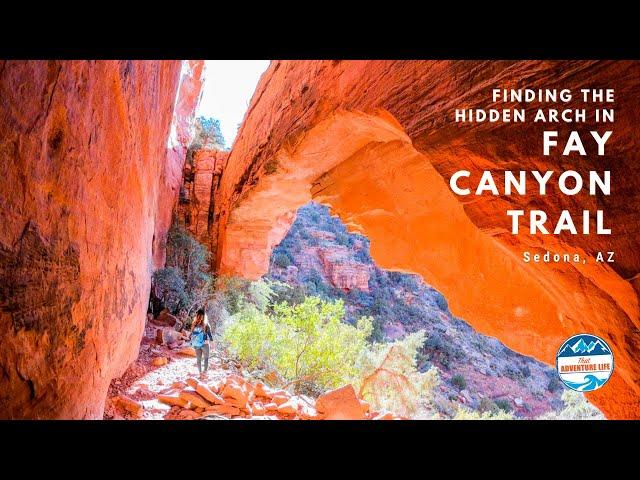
left=176, top=148, right=228, bottom=253
left=213, top=61, right=640, bottom=418
left=0, top=60, right=203, bottom=418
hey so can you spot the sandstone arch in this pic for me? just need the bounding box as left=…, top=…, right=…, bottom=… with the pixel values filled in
left=213, top=61, right=640, bottom=418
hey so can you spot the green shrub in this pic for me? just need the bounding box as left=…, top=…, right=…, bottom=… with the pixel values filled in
left=494, top=398, right=512, bottom=412
left=368, top=317, right=385, bottom=343
left=152, top=222, right=214, bottom=317
left=273, top=251, right=293, bottom=269
left=152, top=267, right=188, bottom=313
left=504, top=364, right=522, bottom=380
left=451, top=374, right=467, bottom=390
left=271, top=282, right=307, bottom=307
left=433, top=291, right=448, bottom=312
left=222, top=296, right=372, bottom=392
left=334, top=232, right=352, bottom=247
left=453, top=407, right=513, bottom=420
left=356, top=331, right=440, bottom=418
left=215, top=276, right=280, bottom=316
left=423, top=332, right=458, bottom=368
left=538, top=390, right=605, bottom=420
left=547, top=376, right=563, bottom=393
left=478, top=397, right=499, bottom=414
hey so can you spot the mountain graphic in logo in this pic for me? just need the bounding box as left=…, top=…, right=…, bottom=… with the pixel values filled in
left=556, top=334, right=614, bottom=392
left=558, top=336, right=611, bottom=357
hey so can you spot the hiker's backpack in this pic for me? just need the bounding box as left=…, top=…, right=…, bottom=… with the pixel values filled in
left=191, top=327, right=206, bottom=348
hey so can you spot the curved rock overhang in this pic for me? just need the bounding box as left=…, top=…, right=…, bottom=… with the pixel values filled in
left=214, top=60, right=640, bottom=419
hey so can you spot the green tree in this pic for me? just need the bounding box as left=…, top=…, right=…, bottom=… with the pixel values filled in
left=222, top=296, right=372, bottom=393
left=191, top=116, right=226, bottom=150
left=356, top=331, right=440, bottom=418
left=153, top=223, right=214, bottom=318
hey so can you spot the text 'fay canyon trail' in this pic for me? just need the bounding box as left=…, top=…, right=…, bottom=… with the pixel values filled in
left=1, top=60, right=639, bottom=419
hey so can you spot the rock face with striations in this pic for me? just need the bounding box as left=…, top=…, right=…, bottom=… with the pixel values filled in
left=0, top=60, right=203, bottom=418
left=212, top=61, right=640, bottom=419
left=176, top=148, right=228, bottom=252
left=316, top=247, right=370, bottom=292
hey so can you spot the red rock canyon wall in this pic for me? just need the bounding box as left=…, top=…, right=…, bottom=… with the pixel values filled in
left=0, top=60, right=203, bottom=418
left=213, top=61, right=640, bottom=418
left=2, top=60, right=638, bottom=419
left=176, top=148, right=228, bottom=253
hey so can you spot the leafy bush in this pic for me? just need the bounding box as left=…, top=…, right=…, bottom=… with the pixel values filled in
left=356, top=331, right=440, bottom=418
left=222, top=296, right=372, bottom=393
left=152, top=222, right=213, bottom=318
left=433, top=291, right=448, bottom=312
left=303, top=270, right=333, bottom=298
left=453, top=407, right=513, bottom=420
left=215, top=276, right=281, bottom=316
left=423, top=332, right=460, bottom=368
left=451, top=374, right=467, bottom=391
left=334, top=232, right=351, bottom=247
left=272, top=251, right=293, bottom=269
left=215, top=276, right=250, bottom=316
left=494, top=398, right=512, bottom=413
left=547, top=376, right=564, bottom=393
left=538, top=390, right=605, bottom=420
left=368, top=317, right=385, bottom=343
left=271, top=282, right=307, bottom=307
left=478, top=397, right=499, bottom=414
left=152, top=267, right=188, bottom=313
left=504, top=364, right=522, bottom=380
left=391, top=273, right=418, bottom=291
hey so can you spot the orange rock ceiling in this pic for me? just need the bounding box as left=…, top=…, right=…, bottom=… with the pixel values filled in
left=213, top=60, right=640, bottom=419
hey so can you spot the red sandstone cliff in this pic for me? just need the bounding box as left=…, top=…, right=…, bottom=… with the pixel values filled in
left=316, top=247, right=370, bottom=292
left=153, top=61, right=205, bottom=269
left=176, top=148, right=228, bottom=253
left=212, top=61, right=640, bottom=419
left=0, top=60, right=203, bottom=418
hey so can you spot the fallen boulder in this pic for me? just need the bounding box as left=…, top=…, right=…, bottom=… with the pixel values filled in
left=155, top=327, right=184, bottom=346
left=271, top=394, right=289, bottom=406
left=194, top=382, right=225, bottom=405
left=114, top=396, right=144, bottom=417
left=158, top=394, right=190, bottom=408
left=315, top=385, right=365, bottom=420
left=253, top=382, right=269, bottom=398
left=154, top=309, right=180, bottom=327
left=276, top=399, right=298, bottom=415
left=221, top=382, right=248, bottom=404
left=152, top=357, right=168, bottom=367
left=204, top=404, right=240, bottom=417
left=179, top=389, right=211, bottom=409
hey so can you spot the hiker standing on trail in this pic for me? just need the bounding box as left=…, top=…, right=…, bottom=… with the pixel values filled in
left=189, top=308, right=214, bottom=377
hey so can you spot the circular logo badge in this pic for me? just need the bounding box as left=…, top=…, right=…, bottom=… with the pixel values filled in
left=556, top=334, right=614, bottom=392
